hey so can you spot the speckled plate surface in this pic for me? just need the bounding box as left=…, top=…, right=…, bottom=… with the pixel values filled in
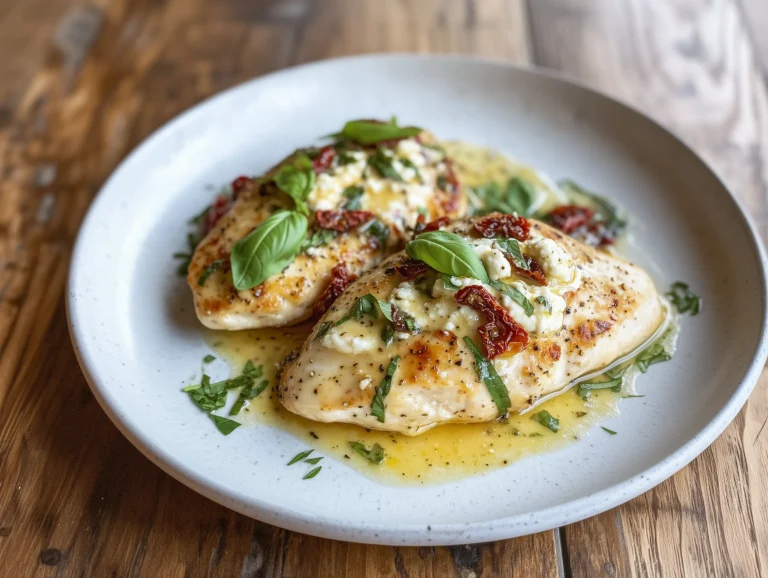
left=67, top=54, right=768, bottom=546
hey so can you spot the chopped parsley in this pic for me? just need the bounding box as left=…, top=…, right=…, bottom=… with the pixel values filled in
left=531, top=410, right=560, bottom=432
left=666, top=281, right=701, bottom=315
left=349, top=441, right=385, bottom=465
left=370, top=356, right=400, bottom=422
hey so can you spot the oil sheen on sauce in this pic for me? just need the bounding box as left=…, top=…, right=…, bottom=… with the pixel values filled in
left=200, top=142, right=664, bottom=486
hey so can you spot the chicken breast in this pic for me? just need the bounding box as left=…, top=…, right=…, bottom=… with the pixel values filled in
left=278, top=216, right=665, bottom=435
left=188, top=127, right=466, bottom=330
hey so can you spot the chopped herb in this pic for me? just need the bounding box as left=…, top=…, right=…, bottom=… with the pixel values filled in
left=336, top=293, right=379, bottom=326
left=601, top=426, right=617, bottom=435
left=381, top=324, right=395, bottom=347
left=536, top=296, right=552, bottom=313
left=361, top=219, right=390, bottom=249
left=203, top=354, right=216, bottom=364
left=528, top=432, right=543, bottom=438
left=469, top=177, right=536, bottom=216
left=288, top=449, right=314, bottom=465
left=532, top=410, right=560, bottom=432
left=489, top=280, right=534, bottom=316
left=189, top=204, right=211, bottom=225
left=437, top=175, right=448, bottom=190
left=303, top=466, right=322, bottom=479
left=494, top=238, right=529, bottom=271
left=399, top=157, right=421, bottom=180
left=342, top=185, right=365, bottom=210
left=370, top=356, right=400, bottom=422
left=328, top=118, right=421, bottom=145
left=367, top=148, right=403, bottom=181
left=174, top=231, right=202, bottom=276
left=464, top=336, right=511, bottom=415
left=576, top=377, right=623, bottom=399
left=313, top=321, right=332, bottom=342
left=337, top=151, right=357, bottom=165
left=209, top=414, right=241, bottom=435
left=184, top=375, right=227, bottom=412
left=666, top=281, right=701, bottom=315
left=198, top=259, right=225, bottom=286
left=443, top=275, right=461, bottom=290
left=559, top=179, right=627, bottom=240
left=301, top=228, right=337, bottom=252
left=228, top=378, right=269, bottom=416
left=304, top=456, right=324, bottom=465
left=349, top=441, right=385, bottom=465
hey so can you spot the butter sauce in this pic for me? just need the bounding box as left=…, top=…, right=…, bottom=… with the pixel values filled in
left=199, top=142, right=670, bottom=485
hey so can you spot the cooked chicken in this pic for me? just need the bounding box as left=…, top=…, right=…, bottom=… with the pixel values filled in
left=278, top=215, right=665, bottom=435
left=188, top=127, right=466, bottom=330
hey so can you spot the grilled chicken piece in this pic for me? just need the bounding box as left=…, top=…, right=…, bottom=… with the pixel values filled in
left=278, top=216, right=665, bottom=435
left=188, top=130, right=465, bottom=330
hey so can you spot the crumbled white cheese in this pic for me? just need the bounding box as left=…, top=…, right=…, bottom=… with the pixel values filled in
left=359, top=378, right=372, bottom=390
left=307, top=153, right=366, bottom=210
left=498, top=282, right=566, bottom=334
left=396, top=139, right=427, bottom=168
left=388, top=281, right=432, bottom=328
left=524, top=236, right=579, bottom=286
left=322, top=326, right=379, bottom=354
left=470, top=239, right=512, bottom=280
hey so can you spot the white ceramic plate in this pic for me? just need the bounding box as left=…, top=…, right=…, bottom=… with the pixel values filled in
left=67, top=54, right=768, bottom=546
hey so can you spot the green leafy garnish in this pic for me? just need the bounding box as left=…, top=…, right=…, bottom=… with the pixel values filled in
left=203, top=355, right=216, bottom=364
left=301, top=228, right=337, bottom=252
left=368, top=148, right=403, bottom=181
left=531, top=410, right=560, bottom=432
left=559, top=179, right=627, bottom=239
left=399, top=157, right=421, bottom=180
left=288, top=449, right=314, bottom=465
left=174, top=232, right=201, bottom=276
left=536, top=296, right=552, bottom=313
left=463, top=336, right=511, bottom=415
left=198, top=259, right=225, bottom=286
left=494, top=238, right=529, bottom=271
left=304, top=456, right=324, bottom=465
left=303, top=466, right=322, bottom=479
left=360, top=219, right=390, bottom=248
left=469, top=177, right=536, bottom=216
left=342, top=185, right=365, bottom=210
left=337, top=151, right=357, bottom=165
left=313, top=321, right=332, bottom=342
left=406, top=231, right=489, bottom=283
left=274, top=158, right=315, bottom=215
left=209, top=414, right=241, bottom=435
left=230, top=210, right=308, bottom=290
left=328, top=118, right=421, bottom=145
left=601, top=426, right=617, bottom=435
left=443, top=275, right=461, bottom=290
left=349, top=441, right=385, bottom=465
left=336, top=293, right=379, bottom=326
left=184, top=375, right=227, bottom=412
left=489, top=280, right=534, bottom=316
left=370, top=356, right=400, bottom=422
left=228, top=373, right=268, bottom=416
left=635, top=342, right=672, bottom=373
left=666, top=281, right=701, bottom=315
left=576, top=377, right=623, bottom=399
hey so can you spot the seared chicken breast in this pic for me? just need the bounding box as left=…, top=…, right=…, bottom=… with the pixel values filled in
left=188, top=125, right=465, bottom=330
left=278, top=215, right=665, bottom=435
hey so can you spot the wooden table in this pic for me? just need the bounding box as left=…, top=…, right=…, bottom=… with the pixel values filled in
left=1, top=0, right=767, bottom=576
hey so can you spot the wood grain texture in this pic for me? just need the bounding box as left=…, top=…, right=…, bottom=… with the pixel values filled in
left=0, top=0, right=767, bottom=576
left=529, top=1, right=768, bottom=576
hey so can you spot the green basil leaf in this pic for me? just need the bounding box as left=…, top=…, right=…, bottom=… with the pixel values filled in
left=367, top=149, right=403, bottom=181
left=313, top=321, right=332, bottom=343
left=228, top=379, right=268, bottom=416
left=230, top=210, right=308, bottom=290
left=274, top=165, right=315, bottom=215
left=576, top=377, right=623, bottom=399
left=370, top=356, right=400, bottom=422
left=209, top=414, right=241, bottom=435
left=665, top=281, right=701, bottom=316
left=443, top=275, right=461, bottom=290
left=468, top=177, right=536, bottom=216
left=300, top=228, right=337, bottom=252
left=531, top=410, right=559, bottom=432
left=360, top=219, right=390, bottom=249
left=463, top=336, right=511, bottom=415
left=288, top=449, right=313, bottom=465
left=342, top=185, right=365, bottom=210
left=601, top=426, right=617, bottom=435
left=303, top=466, right=322, bottom=479
left=198, top=259, right=225, bottom=286
left=559, top=179, right=627, bottom=239
left=203, top=354, right=216, bottom=364
left=406, top=231, right=489, bottom=283
left=494, top=238, right=529, bottom=271
left=304, top=456, right=324, bottom=465
left=349, top=441, right=385, bottom=465
left=489, top=280, right=534, bottom=316
left=536, top=296, right=552, bottom=313
left=503, top=177, right=536, bottom=216
left=381, top=324, right=395, bottom=346
left=331, top=119, right=421, bottom=145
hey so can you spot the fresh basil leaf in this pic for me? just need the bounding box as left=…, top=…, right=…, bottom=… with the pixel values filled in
left=368, top=149, right=403, bottom=181
left=489, top=280, right=534, bottom=316
left=535, top=296, right=552, bottom=313
left=576, top=377, right=623, bottom=399
left=303, top=466, right=322, bottom=479
left=228, top=379, right=268, bottom=416
left=406, top=231, right=489, bottom=283
left=463, top=336, right=511, bottom=415
left=330, top=119, right=421, bottom=145
left=601, top=426, right=617, bottom=435
left=304, top=456, right=324, bottom=465
left=209, top=414, right=241, bottom=435
left=288, top=449, right=313, bottom=465
left=342, top=185, right=365, bottom=210
left=503, top=178, right=536, bottom=216
left=230, top=210, right=308, bottom=290
left=198, top=259, right=225, bottom=286
left=468, top=177, right=536, bottom=216
left=300, top=228, right=337, bottom=252
left=203, top=355, right=216, bottom=364
left=370, top=356, right=400, bottom=422
left=666, top=281, right=701, bottom=315
left=313, top=321, right=332, bottom=343
left=360, top=219, right=390, bottom=248
left=443, top=275, right=461, bottom=290
left=381, top=324, right=395, bottom=346
left=635, top=338, right=672, bottom=373
left=349, top=441, right=385, bottom=465
left=336, top=294, right=379, bottom=326
left=274, top=164, right=315, bottom=215
left=531, top=410, right=560, bottom=432
left=494, top=238, right=529, bottom=271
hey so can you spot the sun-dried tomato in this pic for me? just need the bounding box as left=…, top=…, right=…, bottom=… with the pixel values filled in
left=203, top=194, right=232, bottom=234
left=414, top=215, right=450, bottom=234
left=438, top=161, right=460, bottom=195
left=313, top=263, right=357, bottom=318
left=391, top=307, right=413, bottom=333
left=315, top=210, right=374, bottom=232
left=231, top=176, right=251, bottom=200
left=312, top=146, right=336, bottom=174
left=548, top=205, right=594, bottom=234
left=473, top=214, right=530, bottom=241
left=394, top=257, right=431, bottom=280
left=455, top=285, right=529, bottom=358
left=507, top=255, right=548, bottom=286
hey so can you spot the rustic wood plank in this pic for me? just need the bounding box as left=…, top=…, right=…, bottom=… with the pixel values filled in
left=0, top=0, right=561, bottom=577
left=528, top=0, right=768, bottom=576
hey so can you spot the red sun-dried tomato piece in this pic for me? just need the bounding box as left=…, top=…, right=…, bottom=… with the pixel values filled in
left=313, top=263, right=357, bottom=318
left=506, top=255, right=548, bottom=286
left=394, top=257, right=431, bottom=280
left=439, top=161, right=460, bottom=195
left=312, top=146, right=336, bottom=174
left=414, top=215, right=450, bottom=234
left=203, top=194, right=232, bottom=235
left=455, top=285, right=529, bottom=358
left=231, top=176, right=251, bottom=199
left=473, top=214, right=530, bottom=241
left=315, top=210, right=374, bottom=232
left=548, top=205, right=594, bottom=234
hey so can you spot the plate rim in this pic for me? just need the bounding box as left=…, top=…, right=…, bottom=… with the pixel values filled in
left=66, top=52, right=768, bottom=545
